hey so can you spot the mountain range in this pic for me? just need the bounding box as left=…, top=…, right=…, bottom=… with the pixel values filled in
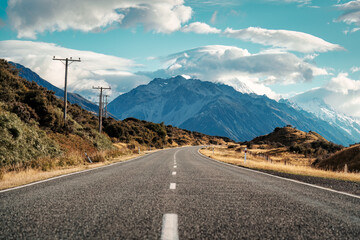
left=107, top=76, right=357, bottom=145
left=13, top=62, right=360, bottom=146
left=290, top=88, right=360, bottom=144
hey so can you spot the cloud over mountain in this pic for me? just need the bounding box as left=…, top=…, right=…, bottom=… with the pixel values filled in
left=7, top=0, right=192, bottom=38
left=323, top=73, right=360, bottom=118
left=144, top=45, right=328, bottom=99
left=292, top=72, right=360, bottom=118
left=223, top=27, right=344, bottom=53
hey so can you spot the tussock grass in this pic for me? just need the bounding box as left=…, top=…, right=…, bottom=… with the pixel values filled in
left=0, top=145, right=145, bottom=190
left=200, top=147, right=360, bottom=182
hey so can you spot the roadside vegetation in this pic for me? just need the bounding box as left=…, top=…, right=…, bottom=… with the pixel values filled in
left=200, top=146, right=360, bottom=182
left=200, top=126, right=359, bottom=182
left=0, top=59, right=231, bottom=188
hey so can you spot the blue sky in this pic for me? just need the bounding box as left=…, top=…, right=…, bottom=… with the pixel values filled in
left=0, top=0, right=360, bottom=117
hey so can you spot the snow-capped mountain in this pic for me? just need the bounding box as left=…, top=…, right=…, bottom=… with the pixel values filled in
left=290, top=89, right=360, bottom=143
left=108, top=76, right=357, bottom=145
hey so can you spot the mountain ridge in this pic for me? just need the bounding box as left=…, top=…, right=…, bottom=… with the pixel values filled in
left=108, top=76, right=356, bottom=145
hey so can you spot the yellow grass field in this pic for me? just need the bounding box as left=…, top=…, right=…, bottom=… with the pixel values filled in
left=200, top=146, right=360, bottom=182
left=0, top=144, right=188, bottom=191
left=0, top=147, right=147, bottom=190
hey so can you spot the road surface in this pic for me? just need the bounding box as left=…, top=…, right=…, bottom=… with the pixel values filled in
left=1, top=146, right=359, bottom=239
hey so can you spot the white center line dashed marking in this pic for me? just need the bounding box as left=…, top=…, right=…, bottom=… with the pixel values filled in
left=172, top=171, right=176, bottom=176
left=173, top=165, right=177, bottom=168
left=161, top=213, right=179, bottom=240
left=170, top=183, right=176, bottom=190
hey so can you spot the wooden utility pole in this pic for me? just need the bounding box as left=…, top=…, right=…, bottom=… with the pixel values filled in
left=104, top=95, right=109, bottom=118
left=53, top=56, right=81, bottom=121
left=92, top=86, right=111, bottom=133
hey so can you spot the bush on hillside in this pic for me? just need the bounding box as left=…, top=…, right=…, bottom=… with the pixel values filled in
left=0, top=110, right=61, bottom=169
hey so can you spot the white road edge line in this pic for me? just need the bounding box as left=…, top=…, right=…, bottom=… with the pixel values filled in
left=0, top=152, right=157, bottom=194
left=172, top=171, right=177, bottom=176
left=197, top=148, right=360, bottom=200
left=170, top=183, right=176, bottom=190
left=161, top=213, right=179, bottom=240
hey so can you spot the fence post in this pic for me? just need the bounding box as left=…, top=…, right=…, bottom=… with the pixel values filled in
left=85, top=152, right=93, bottom=163
left=244, top=147, right=247, bottom=164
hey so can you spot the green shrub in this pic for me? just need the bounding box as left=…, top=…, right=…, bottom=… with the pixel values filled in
left=0, top=110, right=61, bottom=168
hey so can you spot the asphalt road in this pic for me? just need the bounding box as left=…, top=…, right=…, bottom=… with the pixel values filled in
left=1, top=146, right=359, bottom=239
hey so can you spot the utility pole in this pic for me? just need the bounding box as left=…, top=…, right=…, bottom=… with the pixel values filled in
left=53, top=56, right=81, bottom=121
left=92, top=86, right=111, bottom=133
left=104, top=95, right=109, bottom=118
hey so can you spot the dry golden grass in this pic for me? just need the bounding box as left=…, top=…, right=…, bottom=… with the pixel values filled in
left=0, top=146, right=146, bottom=191
left=200, top=147, right=360, bottom=182
left=0, top=143, right=185, bottom=191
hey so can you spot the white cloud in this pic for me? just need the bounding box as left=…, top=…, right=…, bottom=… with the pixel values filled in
left=291, top=72, right=360, bottom=118
left=143, top=45, right=328, bottom=99
left=303, top=53, right=319, bottom=61
left=326, top=72, right=360, bottom=94
left=351, top=66, right=360, bottom=72
left=7, top=0, right=192, bottom=38
left=335, top=0, right=360, bottom=30
left=181, top=22, right=221, bottom=34
left=210, top=10, right=218, bottom=24
left=223, top=27, right=344, bottom=53
left=0, top=40, right=150, bottom=101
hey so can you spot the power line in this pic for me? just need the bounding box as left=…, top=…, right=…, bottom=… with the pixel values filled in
left=52, top=56, right=81, bottom=121
left=92, top=86, right=111, bottom=133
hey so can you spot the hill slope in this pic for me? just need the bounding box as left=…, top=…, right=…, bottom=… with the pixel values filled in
left=108, top=76, right=354, bottom=145
left=10, top=62, right=99, bottom=114
left=245, top=126, right=343, bottom=157
left=313, top=144, right=360, bottom=172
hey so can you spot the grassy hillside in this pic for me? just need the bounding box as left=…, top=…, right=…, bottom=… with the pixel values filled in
left=0, top=59, right=230, bottom=175
left=244, top=126, right=343, bottom=158
left=313, top=144, right=360, bottom=172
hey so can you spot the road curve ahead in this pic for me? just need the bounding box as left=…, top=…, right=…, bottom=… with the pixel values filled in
left=1, top=146, right=359, bottom=239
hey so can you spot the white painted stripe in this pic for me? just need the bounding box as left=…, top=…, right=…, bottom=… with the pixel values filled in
left=197, top=148, right=360, bottom=200
left=174, top=150, right=179, bottom=161
left=161, top=213, right=179, bottom=240
left=173, top=165, right=177, bottom=168
left=172, top=171, right=176, bottom=176
left=0, top=152, right=157, bottom=194
left=170, top=183, right=176, bottom=190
